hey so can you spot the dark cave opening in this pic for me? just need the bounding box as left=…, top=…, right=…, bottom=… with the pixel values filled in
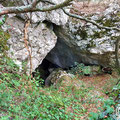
left=33, top=59, right=61, bottom=86
left=32, top=21, right=91, bottom=85
left=32, top=20, right=113, bottom=87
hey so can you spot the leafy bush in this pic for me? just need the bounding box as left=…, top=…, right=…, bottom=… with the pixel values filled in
left=83, top=66, right=91, bottom=75
left=69, top=62, right=91, bottom=76
left=89, top=98, right=116, bottom=120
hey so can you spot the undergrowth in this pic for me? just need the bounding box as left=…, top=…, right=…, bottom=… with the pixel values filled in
left=0, top=59, right=92, bottom=119
left=0, top=56, right=104, bottom=119
left=0, top=56, right=119, bottom=119
left=69, top=62, right=91, bottom=76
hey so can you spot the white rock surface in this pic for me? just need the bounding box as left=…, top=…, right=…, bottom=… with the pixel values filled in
left=16, top=0, right=69, bottom=25
left=5, top=17, right=57, bottom=72
left=46, top=1, right=120, bottom=67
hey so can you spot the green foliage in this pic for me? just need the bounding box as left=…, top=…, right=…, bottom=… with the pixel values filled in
left=2, top=1, right=15, bottom=7
left=0, top=56, right=84, bottom=119
left=0, top=29, right=10, bottom=51
left=0, top=74, right=82, bottom=119
left=83, top=66, right=91, bottom=75
left=0, top=26, right=10, bottom=65
left=33, top=70, right=44, bottom=86
left=0, top=15, right=6, bottom=25
left=80, top=28, right=88, bottom=40
left=69, top=62, right=91, bottom=76
left=109, top=80, right=120, bottom=104
left=89, top=98, right=115, bottom=120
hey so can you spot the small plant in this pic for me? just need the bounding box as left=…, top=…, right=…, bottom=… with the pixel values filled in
left=83, top=66, right=91, bottom=75
left=33, top=70, right=44, bottom=86
left=0, top=20, right=10, bottom=67
left=106, top=79, right=120, bottom=104
left=69, top=62, right=91, bottom=76
left=89, top=98, right=115, bottom=120
left=0, top=15, right=6, bottom=25
left=69, top=62, right=85, bottom=75
left=0, top=28, right=10, bottom=55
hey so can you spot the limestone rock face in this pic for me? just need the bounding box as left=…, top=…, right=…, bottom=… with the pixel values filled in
left=14, top=0, right=69, bottom=25
left=46, top=1, right=120, bottom=67
left=1, top=0, right=120, bottom=72
left=4, top=17, right=57, bottom=72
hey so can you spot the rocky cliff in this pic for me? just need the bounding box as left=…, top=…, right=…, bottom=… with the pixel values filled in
left=46, top=1, right=120, bottom=68
left=1, top=0, right=120, bottom=72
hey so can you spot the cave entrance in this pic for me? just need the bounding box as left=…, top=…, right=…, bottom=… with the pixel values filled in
left=33, top=58, right=60, bottom=85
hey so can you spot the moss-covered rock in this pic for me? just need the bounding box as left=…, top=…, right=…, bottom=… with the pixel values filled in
left=0, top=28, right=10, bottom=56
left=45, top=68, right=74, bottom=88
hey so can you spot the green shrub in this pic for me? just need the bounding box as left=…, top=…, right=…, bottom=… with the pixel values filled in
left=69, top=62, right=91, bottom=76
left=89, top=98, right=115, bottom=120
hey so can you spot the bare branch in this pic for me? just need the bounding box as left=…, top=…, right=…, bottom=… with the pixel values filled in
left=0, top=0, right=73, bottom=16
left=35, top=0, right=72, bottom=11
left=63, top=9, right=120, bottom=32
left=24, top=20, right=33, bottom=77
left=31, top=0, right=41, bottom=8
left=38, top=0, right=120, bottom=32
left=115, top=37, right=120, bottom=68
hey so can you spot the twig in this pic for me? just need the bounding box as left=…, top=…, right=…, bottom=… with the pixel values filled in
left=0, top=0, right=73, bottom=15
left=63, top=8, right=120, bottom=32
left=23, top=19, right=32, bottom=77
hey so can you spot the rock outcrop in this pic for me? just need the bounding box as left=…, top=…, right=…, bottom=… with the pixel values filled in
left=13, top=0, right=69, bottom=25
left=46, top=1, right=120, bottom=67
left=0, top=0, right=69, bottom=72
left=3, top=17, right=57, bottom=72
left=1, top=0, right=120, bottom=72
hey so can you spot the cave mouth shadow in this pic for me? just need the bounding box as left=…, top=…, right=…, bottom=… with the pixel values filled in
left=32, top=59, right=61, bottom=86
left=32, top=58, right=92, bottom=86
left=32, top=58, right=112, bottom=87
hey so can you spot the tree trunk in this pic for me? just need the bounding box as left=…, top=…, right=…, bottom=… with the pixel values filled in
left=115, top=36, right=120, bottom=69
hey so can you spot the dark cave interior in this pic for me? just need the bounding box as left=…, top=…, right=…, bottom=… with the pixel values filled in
left=33, top=59, right=61, bottom=81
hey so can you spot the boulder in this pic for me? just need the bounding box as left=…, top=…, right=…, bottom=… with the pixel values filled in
left=45, top=68, right=74, bottom=87
left=3, top=17, right=57, bottom=72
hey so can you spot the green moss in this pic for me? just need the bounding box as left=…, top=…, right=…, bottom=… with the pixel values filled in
left=80, top=29, right=88, bottom=39
left=0, top=28, right=10, bottom=58
left=103, top=19, right=114, bottom=27
left=74, top=28, right=88, bottom=40
left=86, top=40, right=96, bottom=48
left=117, top=11, right=120, bottom=17
left=94, top=31, right=102, bottom=38
left=91, top=30, right=108, bottom=40
left=2, top=1, right=15, bottom=7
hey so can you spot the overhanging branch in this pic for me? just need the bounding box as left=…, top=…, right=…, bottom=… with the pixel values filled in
left=38, top=0, right=120, bottom=32
left=63, top=9, right=120, bottom=32
left=0, top=0, right=73, bottom=16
